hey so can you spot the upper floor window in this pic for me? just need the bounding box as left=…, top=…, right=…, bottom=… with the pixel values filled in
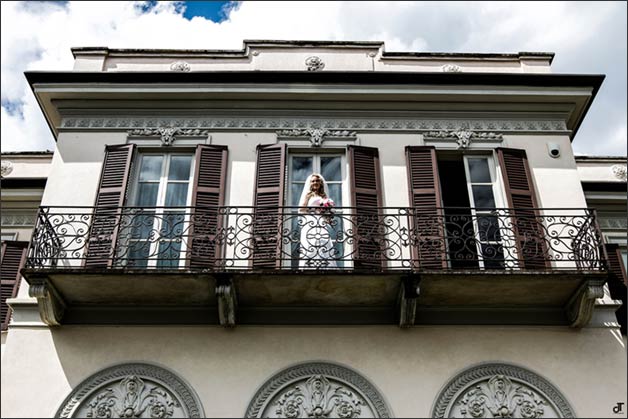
left=124, top=153, right=194, bottom=268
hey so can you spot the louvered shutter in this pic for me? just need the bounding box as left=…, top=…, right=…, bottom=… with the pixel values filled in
left=348, top=145, right=384, bottom=270
left=1, top=241, right=28, bottom=330
left=188, top=145, right=228, bottom=269
left=497, top=148, right=548, bottom=269
left=405, top=146, right=447, bottom=269
left=606, top=243, right=627, bottom=335
left=252, top=143, right=286, bottom=268
left=84, top=144, right=135, bottom=267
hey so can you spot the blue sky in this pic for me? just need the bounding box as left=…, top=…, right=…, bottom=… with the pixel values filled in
left=1, top=1, right=626, bottom=156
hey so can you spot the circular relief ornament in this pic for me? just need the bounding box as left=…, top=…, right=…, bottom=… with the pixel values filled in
left=305, top=56, right=325, bottom=71
left=432, top=363, right=575, bottom=418
left=1, top=160, right=13, bottom=177
left=55, top=363, right=205, bottom=418
left=170, top=61, right=191, bottom=72
left=245, top=362, right=392, bottom=418
left=612, top=164, right=627, bottom=181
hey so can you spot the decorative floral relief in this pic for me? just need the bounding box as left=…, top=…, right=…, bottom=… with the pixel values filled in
left=442, top=64, right=462, bottom=73
left=611, top=164, right=627, bottom=181
left=425, top=130, right=503, bottom=149
left=306, top=56, right=325, bottom=71
left=247, top=363, right=390, bottom=418
left=80, top=375, right=180, bottom=418
left=433, top=364, right=574, bottom=419
left=453, top=375, right=547, bottom=418
left=128, top=128, right=210, bottom=146
left=1, top=160, right=13, bottom=177
left=276, top=129, right=357, bottom=147
left=56, top=364, right=204, bottom=418
left=169, top=61, right=191, bottom=72
left=269, top=375, right=366, bottom=418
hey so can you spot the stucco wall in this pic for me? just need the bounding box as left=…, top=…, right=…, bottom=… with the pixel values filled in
left=42, top=131, right=588, bottom=210
left=1, top=326, right=625, bottom=418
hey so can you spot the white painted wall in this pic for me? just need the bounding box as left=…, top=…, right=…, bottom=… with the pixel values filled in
left=1, top=326, right=625, bottom=418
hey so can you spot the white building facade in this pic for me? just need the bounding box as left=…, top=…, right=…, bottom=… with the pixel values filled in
left=1, top=41, right=626, bottom=418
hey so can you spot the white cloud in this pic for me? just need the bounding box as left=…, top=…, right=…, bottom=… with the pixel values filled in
left=1, top=1, right=626, bottom=155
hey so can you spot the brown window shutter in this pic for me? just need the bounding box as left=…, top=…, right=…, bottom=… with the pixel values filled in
left=252, top=143, right=286, bottom=268
left=1, top=241, right=29, bottom=330
left=188, top=145, right=228, bottom=269
left=405, top=146, right=447, bottom=269
left=348, top=145, right=384, bottom=270
left=606, top=243, right=627, bottom=335
left=497, top=147, right=548, bottom=269
left=84, top=144, right=136, bottom=267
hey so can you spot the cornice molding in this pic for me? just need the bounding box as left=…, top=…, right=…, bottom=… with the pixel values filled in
left=60, top=116, right=569, bottom=134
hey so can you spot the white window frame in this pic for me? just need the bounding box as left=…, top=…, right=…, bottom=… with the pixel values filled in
left=286, top=151, right=349, bottom=269
left=126, top=152, right=196, bottom=269
left=462, top=154, right=510, bottom=269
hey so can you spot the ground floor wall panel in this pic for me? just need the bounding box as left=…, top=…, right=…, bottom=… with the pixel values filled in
left=1, top=326, right=626, bottom=418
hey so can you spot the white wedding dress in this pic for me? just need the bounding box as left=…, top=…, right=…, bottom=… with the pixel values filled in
left=299, top=195, right=337, bottom=269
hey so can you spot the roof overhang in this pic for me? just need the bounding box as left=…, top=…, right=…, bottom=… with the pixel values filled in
left=25, top=71, right=604, bottom=141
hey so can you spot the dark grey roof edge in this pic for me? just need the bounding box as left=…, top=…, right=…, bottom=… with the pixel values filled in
left=1, top=150, right=54, bottom=156
left=575, top=155, right=627, bottom=160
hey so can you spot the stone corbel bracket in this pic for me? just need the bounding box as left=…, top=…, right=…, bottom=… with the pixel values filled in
left=565, top=280, right=605, bottom=328
left=28, top=280, right=66, bottom=326
left=215, top=275, right=237, bottom=327
left=276, top=129, right=357, bottom=147
left=128, top=128, right=210, bottom=146
left=398, top=275, right=420, bottom=328
left=424, top=130, right=503, bottom=149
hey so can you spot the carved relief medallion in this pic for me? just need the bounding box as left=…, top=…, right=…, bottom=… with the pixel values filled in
left=246, top=362, right=391, bottom=418
left=1, top=160, right=13, bottom=177
left=432, top=363, right=575, bottom=418
left=305, top=56, right=325, bottom=71
left=55, top=363, right=204, bottom=418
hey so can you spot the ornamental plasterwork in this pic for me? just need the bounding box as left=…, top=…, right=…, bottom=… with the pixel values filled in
left=1, top=160, right=13, bottom=177
left=442, top=64, right=462, bottom=73
left=55, top=363, right=204, bottom=418
left=277, top=129, right=357, bottom=147
left=425, top=130, right=504, bottom=149
left=169, top=61, right=191, bottom=72
left=305, top=56, right=325, bottom=71
left=246, top=362, right=391, bottom=418
left=611, top=164, right=627, bottom=181
left=128, top=128, right=210, bottom=146
left=61, top=117, right=568, bottom=134
left=432, top=363, right=575, bottom=418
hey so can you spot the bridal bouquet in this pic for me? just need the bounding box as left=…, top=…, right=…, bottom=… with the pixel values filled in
left=319, top=198, right=335, bottom=222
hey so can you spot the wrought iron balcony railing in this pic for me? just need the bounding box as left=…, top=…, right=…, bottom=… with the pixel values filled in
left=25, top=206, right=607, bottom=272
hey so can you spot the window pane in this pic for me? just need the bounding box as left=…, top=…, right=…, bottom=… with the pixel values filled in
left=292, top=156, right=313, bottom=181
left=321, top=156, right=342, bottom=182
left=481, top=243, right=504, bottom=269
left=160, top=212, right=186, bottom=239
left=157, top=241, right=182, bottom=268
left=292, top=183, right=306, bottom=206
left=468, top=158, right=491, bottom=183
left=472, top=185, right=495, bottom=209
left=168, top=155, right=193, bottom=180
left=477, top=215, right=501, bottom=241
left=327, top=184, right=342, bottom=206
left=129, top=213, right=156, bottom=240
left=127, top=242, right=150, bottom=268
left=139, top=155, right=163, bottom=181
left=165, top=183, right=189, bottom=207
left=135, top=183, right=159, bottom=206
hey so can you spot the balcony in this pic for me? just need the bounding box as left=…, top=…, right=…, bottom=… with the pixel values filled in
left=21, top=206, right=608, bottom=327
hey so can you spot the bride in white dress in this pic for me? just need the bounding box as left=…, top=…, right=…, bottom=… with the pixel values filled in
left=298, top=173, right=337, bottom=269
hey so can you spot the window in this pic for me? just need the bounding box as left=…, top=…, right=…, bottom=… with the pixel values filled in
left=287, top=153, right=346, bottom=268
left=124, top=153, right=194, bottom=268
left=438, top=153, right=506, bottom=269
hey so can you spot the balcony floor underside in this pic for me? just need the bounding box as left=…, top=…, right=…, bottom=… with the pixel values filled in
left=21, top=268, right=607, bottom=326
